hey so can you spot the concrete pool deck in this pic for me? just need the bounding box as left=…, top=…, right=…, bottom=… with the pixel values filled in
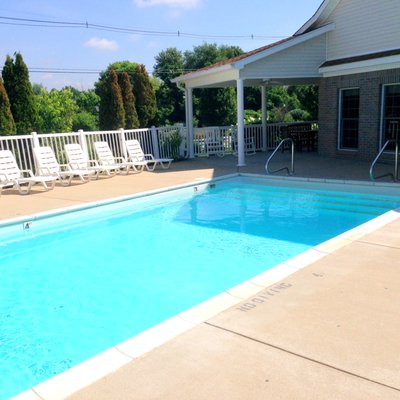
left=3, top=152, right=400, bottom=400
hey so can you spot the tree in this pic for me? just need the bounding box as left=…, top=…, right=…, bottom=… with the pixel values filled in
left=131, top=64, right=157, bottom=127
left=98, top=69, right=125, bottom=130
left=288, top=85, right=319, bottom=120
left=36, top=87, right=78, bottom=133
left=66, top=88, right=100, bottom=131
left=97, top=61, right=156, bottom=128
left=119, top=72, right=139, bottom=129
left=2, top=52, right=38, bottom=134
left=153, top=48, right=185, bottom=125
left=184, top=44, right=243, bottom=126
left=0, top=78, right=16, bottom=135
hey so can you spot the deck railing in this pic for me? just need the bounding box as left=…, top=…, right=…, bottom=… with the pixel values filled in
left=0, top=122, right=317, bottom=173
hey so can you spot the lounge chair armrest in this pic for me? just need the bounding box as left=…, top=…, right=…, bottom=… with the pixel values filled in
left=20, top=169, right=35, bottom=177
left=68, top=162, right=81, bottom=170
left=144, top=154, right=155, bottom=161
left=114, top=157, right=127, bottom=163
left=59, top=164, right=72, bottom=171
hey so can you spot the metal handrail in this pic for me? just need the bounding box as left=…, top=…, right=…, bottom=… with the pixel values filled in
left=265, top=138, right=295, bottom=175
left=369, top=139, right=399, bottom=181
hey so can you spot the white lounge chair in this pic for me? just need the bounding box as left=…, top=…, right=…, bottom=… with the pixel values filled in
left=125, top=139, right=173, bottom=171
left=64, top=143, right=105, bottom=179
left=93, top=141, right=145, bottom=174
left=0, top=149, right=56, bottom=194
left=33, top=146, right=96, bottom=185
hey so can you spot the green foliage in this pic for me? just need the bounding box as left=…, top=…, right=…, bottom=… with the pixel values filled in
left=153, top=48, right=185, bottom=125
left=119, top=72, right=139, bottom=129
left=0, top=78, right=16, bottom=135
left=72, top=111, right=98, bottom=132
left=36, top=87, right=78, bottom=133
left=244, top=110, right=261, bottom=125
left=98, top=69, right=125, bottom=130
left=183, top=43, right=243, bottom=126
left=265, top=85, right=316, bottom=123
left=2, top=52, right=38, bottom=134
left=160, top=129, right=182, bottom=160
left=97, top=61, right=156, bottom=128
left=132, top=64, right=157, bottom=127
left=288, top=85, right=319, bottom=120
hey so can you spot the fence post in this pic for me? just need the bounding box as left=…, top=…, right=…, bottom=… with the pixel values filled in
left=31, top=132, right=40, bottom=148
left=30, top=132, right=40, bottom=173
left=78, top=130, right=90, bottom=159
left=150, top=126, right=160, bottom=159
left=118, top=128, right=127, bottom=159
left=179, top=126, right=186, bottom=158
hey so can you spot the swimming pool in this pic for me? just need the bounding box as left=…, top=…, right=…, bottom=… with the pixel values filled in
left=1, top=175, right=400, bottom=399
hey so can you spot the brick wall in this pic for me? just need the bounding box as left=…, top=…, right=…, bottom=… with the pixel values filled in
left=318, top=68, right=400, bottom=161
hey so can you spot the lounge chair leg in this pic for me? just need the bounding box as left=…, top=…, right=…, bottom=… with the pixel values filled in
left=17, top=181, right=33, bottom=195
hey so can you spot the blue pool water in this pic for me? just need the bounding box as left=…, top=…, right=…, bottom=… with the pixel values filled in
left=1, top=176, right=399, bottom=399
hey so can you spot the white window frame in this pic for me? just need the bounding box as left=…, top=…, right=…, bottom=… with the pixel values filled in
left=337, top=87, right=360, bottom=151
left=380, top=83, right=400, bottom=150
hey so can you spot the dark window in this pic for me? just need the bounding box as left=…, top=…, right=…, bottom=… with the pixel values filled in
left=382, top=84, right=400, bottom=146
left=339, top=88, right=359, bottom=149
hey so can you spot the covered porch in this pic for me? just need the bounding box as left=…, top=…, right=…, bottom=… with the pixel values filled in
left=173, top=24, right=334, bottom=166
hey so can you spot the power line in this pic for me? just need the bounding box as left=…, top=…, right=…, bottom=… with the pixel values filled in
left=0, top=67, right=198, bottom=75
left=0, top=15, right=287, bottom=41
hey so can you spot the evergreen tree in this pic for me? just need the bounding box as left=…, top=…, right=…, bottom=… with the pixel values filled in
left=98, top=69, right=125, bottom=130
left=96, top=61, right=156, bottom=128
left=0, top=78, right=16, bottom=135
left=131, top=64, right=157, bottom=128
left=118, top=72, right=139, bottom=129
left=1, top=53, right=38, bottom=134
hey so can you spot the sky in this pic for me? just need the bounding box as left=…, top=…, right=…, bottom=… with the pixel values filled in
left=0, top=0, right=323, bottom=90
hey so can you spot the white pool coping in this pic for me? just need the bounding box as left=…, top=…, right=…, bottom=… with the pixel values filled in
left=7, top=174, right=400, bottom=400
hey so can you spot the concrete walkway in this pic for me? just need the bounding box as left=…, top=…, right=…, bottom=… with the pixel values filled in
left=2, top=153, right=400, bottom=399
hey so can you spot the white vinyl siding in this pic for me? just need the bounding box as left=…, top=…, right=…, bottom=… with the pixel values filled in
left=324, top=0, right=400, bottom=60
left=241, top=35, right=327, bottom=80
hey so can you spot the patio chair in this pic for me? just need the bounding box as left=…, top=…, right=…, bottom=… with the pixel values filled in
left=33, top=146, right=96, bottom=186
left=64, top=143, right=106, bottom=179
left=93, top=141, right=144, bottom=174
left=0, top=149, right=57, bottom=195
left=124, top=139, right=173, bottom=171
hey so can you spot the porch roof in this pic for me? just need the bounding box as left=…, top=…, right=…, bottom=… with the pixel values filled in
left=172, top=23, right=335, bottom=89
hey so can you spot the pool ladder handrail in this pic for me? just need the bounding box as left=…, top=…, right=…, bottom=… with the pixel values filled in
left=265, top=138, right=295, bottom=176
left=369, top=138, right=399, bottom=182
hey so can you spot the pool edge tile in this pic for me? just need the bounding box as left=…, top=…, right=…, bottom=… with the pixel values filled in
left=284, top=249, right=328, bottom=269
left=314, top=237, right=353, bottom=253
left=249, top=264, right=297, bottom=287
left=116, top=316, right=195, bottom=358
left=9, top=390, right=42, bottom=400
left=179, top=292, right=243, bottom=324
left=226, top=281, right=266, bottom=299
left=33, top=348, right=132, bottom=400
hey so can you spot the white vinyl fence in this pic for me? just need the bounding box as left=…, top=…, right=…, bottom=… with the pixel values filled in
left=0, top=122, right=316, bottom=173
left=0, top=126, right=186, bottom=174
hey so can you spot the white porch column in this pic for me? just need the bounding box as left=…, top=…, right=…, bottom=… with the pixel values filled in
left=236, top=78, right=245, bottom=166
left=261, top=86, right=267, bottom=151
left=186, top=87, right=194, bottom=159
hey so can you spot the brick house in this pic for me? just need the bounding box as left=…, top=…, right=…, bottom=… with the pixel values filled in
left=173, top=0, right=400, bottom=165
